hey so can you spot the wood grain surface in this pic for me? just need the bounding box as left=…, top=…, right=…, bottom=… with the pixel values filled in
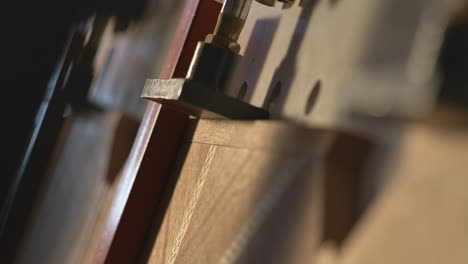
left=145, top=109, right=468, bottom=264
left=146, top=119, right=337, bottom=264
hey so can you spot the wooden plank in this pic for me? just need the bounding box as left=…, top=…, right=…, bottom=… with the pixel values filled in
left=145, top=109, right=468, bottom=264
left=146, top=119, right=336, bottom=263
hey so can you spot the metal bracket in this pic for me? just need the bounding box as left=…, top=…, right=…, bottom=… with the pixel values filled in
left=142, top=78, right=268, bottom=120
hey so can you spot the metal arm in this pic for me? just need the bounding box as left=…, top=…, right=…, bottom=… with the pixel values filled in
left=222, top=0, right=254, bottom=21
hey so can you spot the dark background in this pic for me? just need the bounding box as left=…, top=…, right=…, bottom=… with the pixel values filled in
left=1, top=2, right=74, bottom=203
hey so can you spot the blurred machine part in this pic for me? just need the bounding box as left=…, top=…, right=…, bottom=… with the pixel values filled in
left=1, top=1, right=186, bottom=263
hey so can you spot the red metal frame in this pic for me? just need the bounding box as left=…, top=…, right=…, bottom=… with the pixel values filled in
left=91, top=1, right=222, bottom=263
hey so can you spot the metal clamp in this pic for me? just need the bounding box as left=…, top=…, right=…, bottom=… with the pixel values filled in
left=142, top=0, right=291, bottom=120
